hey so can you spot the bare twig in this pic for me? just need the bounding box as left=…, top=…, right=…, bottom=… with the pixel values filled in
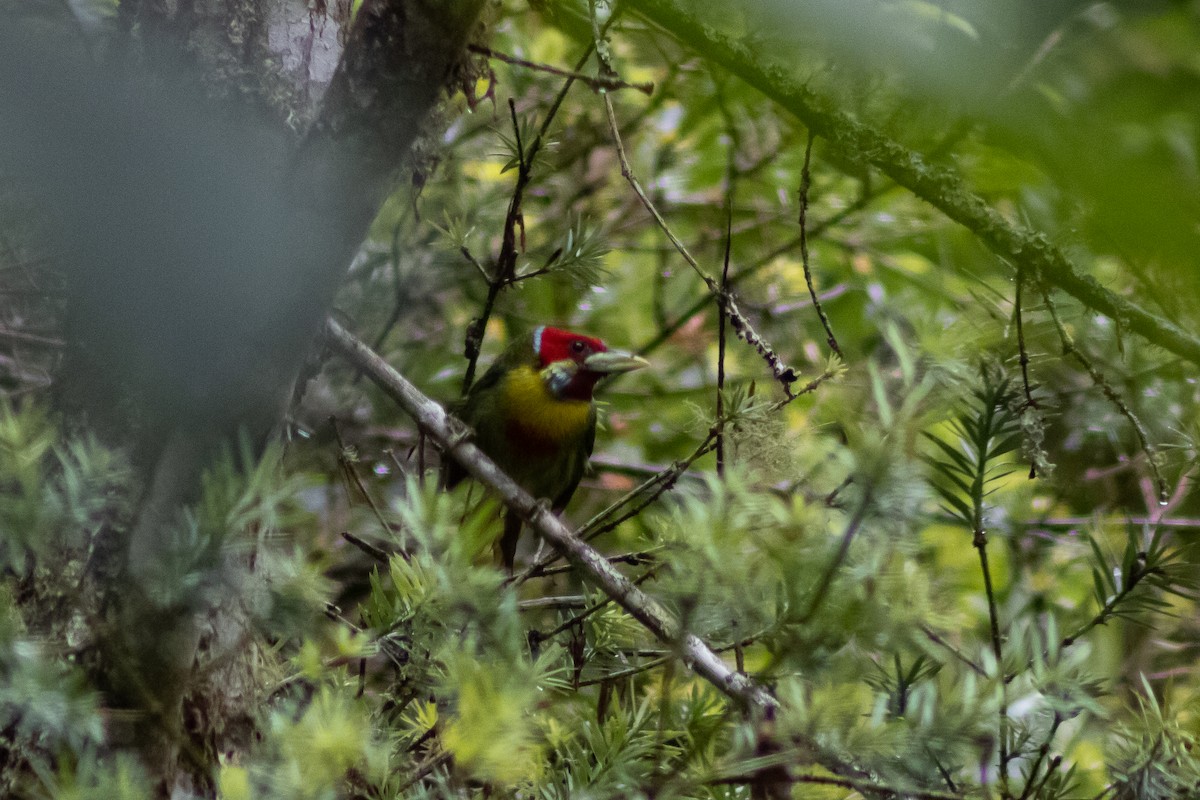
left=330, top=417, right=395, bottom=539
left=714, top=81, right=739, bottom=478
left=591, top=22, right=803, bottom=396
left=514, top=431, right=717, bottom=584
left=796, top=490, right=871, bottom=623
left=0, top=327, right=65, bottom=347
left=460, top=44, right=594, bottom=393
left=716, top=207, right=732, bottom=476
left=468, top=43, right=653, bottom=95
left=1017, top=713, right=1063, bottom=800
left=1040, top=286, right=1167, bottom=504
left=528, top=548, right=660, bottom=578
left=580, top=435, right=718, bottom=541
left=341, top=531, right=390, bottom=563
left=975, top=521, right=1010, bottom=796
left=1014, top=261, right=1039, bottom=478
left=395, top=752, right=453, bottom=794
left=518, top=595, right=589, bottom=611
left=706, top=767, right=968, bottom=800
left=798, top=130, right=842, bottom=358
left=625, top=179, right=897, bottom=370
left=576, top=654, right=671, bottom=687
left=1027, top=515, right=1200, bottom=530
left=1014, top=262, right=1036, bottom=410
left=532, top=564, right=662, bottom=643
left=920, top=624, right=988, bottom=679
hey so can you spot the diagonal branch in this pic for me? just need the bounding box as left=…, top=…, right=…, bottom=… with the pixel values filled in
left=324, top=317, right=775, bottom=711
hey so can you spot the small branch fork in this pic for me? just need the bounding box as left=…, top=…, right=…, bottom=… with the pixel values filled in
left=468, top=44, right=653, bottom=95
left=459, top=44, right=595, bottom=394
left=514, top=429, right=719, bottom=584
left=1039, top=282, right=1168, bottom=504
left=589, top=11, right=808, bottom=398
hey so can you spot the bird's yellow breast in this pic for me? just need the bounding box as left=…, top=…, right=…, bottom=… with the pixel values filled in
left=500, top=364, right=593, bottom=447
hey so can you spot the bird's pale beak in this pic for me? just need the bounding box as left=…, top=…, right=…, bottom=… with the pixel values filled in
left=583, top=350, right=650, bottom=375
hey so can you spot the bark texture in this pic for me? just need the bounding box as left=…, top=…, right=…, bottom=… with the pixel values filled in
left=0, top=0, right=485, bottom=791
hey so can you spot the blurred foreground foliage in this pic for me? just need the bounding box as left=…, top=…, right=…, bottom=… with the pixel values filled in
left=3, top=0, right=1200, bottom=798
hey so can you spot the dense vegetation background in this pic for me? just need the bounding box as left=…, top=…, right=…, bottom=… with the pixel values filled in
left=2, top=0, right=1200, bottom=797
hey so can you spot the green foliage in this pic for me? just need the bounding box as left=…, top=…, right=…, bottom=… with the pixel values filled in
left=1084, top=525, right=1199, bottom=631
left=0, top=615, right=105, bottom=757
left=0, top=403, right=131, bottom=571
left=1107, top=679, right=1200, bottom=800
left=7, top=0, right=1200, bottom=797
left=30, top=753, right=151, bottom=800
left=924, top=365, right=1023, bottom=535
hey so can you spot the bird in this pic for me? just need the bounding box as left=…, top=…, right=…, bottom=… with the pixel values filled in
left=445, top=325, right=649, bottom=570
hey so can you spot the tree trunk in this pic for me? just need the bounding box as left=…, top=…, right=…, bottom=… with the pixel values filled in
left=0, top=0, right=485, bottom=791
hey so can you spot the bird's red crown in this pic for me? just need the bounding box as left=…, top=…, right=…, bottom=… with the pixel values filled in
left=533, top=326, right=607, bottom=367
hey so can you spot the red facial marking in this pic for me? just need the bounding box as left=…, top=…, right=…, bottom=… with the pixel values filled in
left=534, top=326, right=607, bottom=368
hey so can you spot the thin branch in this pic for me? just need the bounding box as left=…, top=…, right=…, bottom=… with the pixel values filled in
left=1057, top=555, right=1152, bottom=650
left=1028, top=516, right=1200, bottom=530
left=341, top=531, right=390, bottom=563
left=1014, top=261, right=1038, bottom=479
left=330, top=417, right=396, bottom=539
left=527, top=548, right=660, bottom=578
left=798, top=129, right=842, bottom=358
left=1040, top=285, right=1167, bottom=504
left=626, top=179, right=896, bottom=369
left=533, top=564, right=662, bottom=643
left=395, top=752, right=453, bottom=795
left=714, top=78, right=740, bottom=478
left=468, top=43, right=653, bottom=95
left=1014, top=262, right=1036, bottom=410
left=513, top=431, right=717, bottom=584
left=796, top=489, right=871, bottom=623
left=518, top=595, right=589, bottom=611
left=921, top=624, right=988, bottom=679
left=975, top=520, right=1010, bottom=797
left=1016, top=713, right=1063, bottom=800
left=764, top=362, right=841, bottom=413
left=580, top=435, right=717, bottom=541
left=576, top=654, right=671, bottom=687
left=707, top=769, right=969, bottom=800
left=0, top=327, right=65, bottom=347
left=716, top=202, right=732, bottom=476
left=577, top=629, right=769, bottom=688
left=592, top=24, right=803, bottom=396
left=460, top=44, right=594, bottom=394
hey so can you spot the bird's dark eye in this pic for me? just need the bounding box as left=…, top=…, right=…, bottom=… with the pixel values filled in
left=571, top=340, right=586, bottom=354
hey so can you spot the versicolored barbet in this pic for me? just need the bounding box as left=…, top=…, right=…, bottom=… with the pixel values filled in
left=446, top=326, right=649, bottom=570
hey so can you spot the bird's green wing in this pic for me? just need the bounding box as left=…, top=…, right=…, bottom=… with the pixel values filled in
left=442, top=357, right=512, bottom=489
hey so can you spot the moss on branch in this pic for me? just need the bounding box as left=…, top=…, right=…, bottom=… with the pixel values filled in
left=625, top=0, right=1200, bottom=367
